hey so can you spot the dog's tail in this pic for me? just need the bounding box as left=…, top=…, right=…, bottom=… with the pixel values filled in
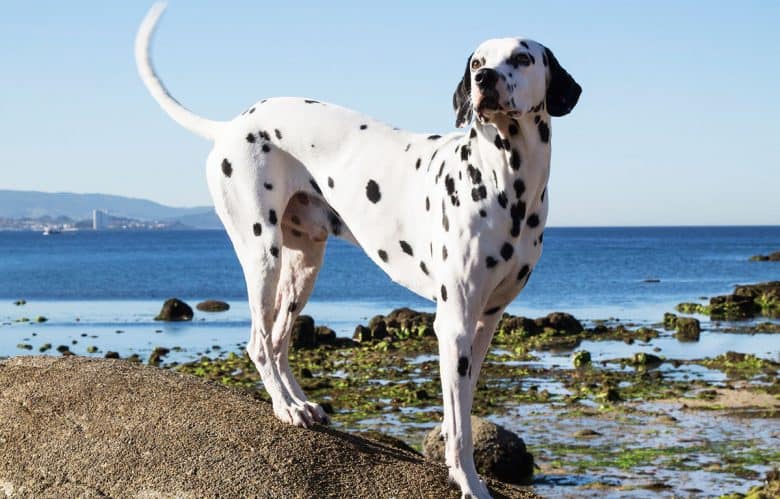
left=135, top=3, right=224, bottom=140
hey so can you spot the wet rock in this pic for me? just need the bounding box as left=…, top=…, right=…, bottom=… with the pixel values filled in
left=148, top=347, right=171, bottom=367
left=663, top=313, right=678, bottom=330
left=13, top=299, right=26, bottom=306
left=104, top=351, right=120, bottom=359
left=16, top=343, right=33, bottom=350
left=572, top=350, right=591, bottom=368
left=749, top=251, right=780, bottom=261
left=423, top=416, right=534, bottom=485
left=291, top=315, right=317, bottom=349
left=572, top=428, right=601, bottom=439
left=598, top=387, right=622, bottom=402
left=56, top=345, right=70, bottom=354
left=312, top=326, right=334, bottom=345
left=384, top=308, right=435, bottom=337
left=86, top=346, right=98, bottom=353
left=352, top=325, right=372, bottom=343
left=371, top=320, right=389, bottom=341
left=709, top=294, right=756, bottom=320
left=154, top=298, right=194, bottom=321
left=196, top=300, right=230, bottom=312
left=35, top=316, right=47, bottom=323
left=535, top=312, right=583, bottom=335
left=642, top=279, right=661, bottom=283
left=499, top=315, right=541, bottom=337
left=674, top=317, right=701, bottom=342
left=38, top=343, right=52, bottom=353
left=633, top=352, right=663, bottom=366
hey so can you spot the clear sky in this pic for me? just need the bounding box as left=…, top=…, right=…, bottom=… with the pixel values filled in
left=1, top=1, right=778, bottom=226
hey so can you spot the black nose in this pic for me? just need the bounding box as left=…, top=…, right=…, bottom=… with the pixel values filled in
left=475, top=68, right=498, bottom=89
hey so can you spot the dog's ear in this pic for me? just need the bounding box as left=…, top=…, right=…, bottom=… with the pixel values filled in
left=543, top=47, right=581, bottom=117
left=452, top=52, right=474, bottom=128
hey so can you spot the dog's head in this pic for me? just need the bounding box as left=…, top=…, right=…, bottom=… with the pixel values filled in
left=453, top=38, right=581, bottom=127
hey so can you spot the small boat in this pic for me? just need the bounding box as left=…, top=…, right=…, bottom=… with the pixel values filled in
left=42, top=227, right=61, bottom=236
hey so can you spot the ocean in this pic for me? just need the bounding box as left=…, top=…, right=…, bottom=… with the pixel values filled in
left=1, top=226, right=779, bottom=361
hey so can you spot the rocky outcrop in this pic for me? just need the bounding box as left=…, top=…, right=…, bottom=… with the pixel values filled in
left=0, top=357, right=535, bottom=499
left=154, top=298, right=194, bottom=321
left=749, top=251, right=780, bottom=262
left=423, top=416, right=534, bottom=485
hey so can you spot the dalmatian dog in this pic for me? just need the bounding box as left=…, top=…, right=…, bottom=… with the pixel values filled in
left=136, top=4, right=580, bottom=498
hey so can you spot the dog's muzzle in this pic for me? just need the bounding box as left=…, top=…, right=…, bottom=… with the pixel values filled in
left=475, top=68, right=501, bottom=115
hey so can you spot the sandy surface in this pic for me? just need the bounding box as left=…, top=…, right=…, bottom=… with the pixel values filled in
left=0, top=356, right=537, bottom=498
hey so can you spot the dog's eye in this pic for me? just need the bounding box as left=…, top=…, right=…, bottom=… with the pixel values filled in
left=507, top=53, right=532, bottom=67
left=470, top=58, right=482, bottom=71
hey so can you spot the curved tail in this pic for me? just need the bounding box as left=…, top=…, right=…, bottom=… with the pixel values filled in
left=135, top=3, right=224, bottom=140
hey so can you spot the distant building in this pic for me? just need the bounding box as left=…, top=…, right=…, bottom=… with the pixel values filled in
left=93, top=209, right=109, bottom=230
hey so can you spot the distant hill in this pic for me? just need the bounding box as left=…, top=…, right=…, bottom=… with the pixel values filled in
left=0, top=190, right=220, bottom=229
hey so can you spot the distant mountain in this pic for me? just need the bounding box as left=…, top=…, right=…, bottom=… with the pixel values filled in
left=0, top=190, right=220, bottom=229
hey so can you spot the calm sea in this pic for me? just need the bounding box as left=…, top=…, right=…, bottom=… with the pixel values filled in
left=2, top=226, right=780, bottom=316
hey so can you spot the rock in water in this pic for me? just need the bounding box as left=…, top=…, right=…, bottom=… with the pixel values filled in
left=423, top=416, right=534, bottom=485
left=0, top=357, right=537, bottom=498
left=154, top=298, right=194, bottom=321
left=196, top=300, right=230, bottom=312
left=291, top=315, right=317, bottom=349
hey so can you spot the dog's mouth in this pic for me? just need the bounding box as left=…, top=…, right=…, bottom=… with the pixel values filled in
left=475, top=91, right=502, bottom=121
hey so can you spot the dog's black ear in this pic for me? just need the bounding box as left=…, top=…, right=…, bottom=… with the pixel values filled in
left=452, top=52, right=474, bottom=128
left=543, top=47, right=581, bottom=117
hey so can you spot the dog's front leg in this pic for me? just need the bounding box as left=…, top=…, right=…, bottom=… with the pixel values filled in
left=435, top=297, right=492, bottom=499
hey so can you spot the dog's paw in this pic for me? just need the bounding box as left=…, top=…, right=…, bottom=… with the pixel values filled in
left=302, top=401, right=330, bottom=425
left=449, top=468, right=491, bottom=499
left=273, top=402, right=314, bottom=428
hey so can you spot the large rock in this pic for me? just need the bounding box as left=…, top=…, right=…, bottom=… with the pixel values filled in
left=749, top=252, right=780, bottom=262
left=423, top=416, right=534, bottom=485
left=0, top=357, right=535, bottom=499
left=154, top=298, right=193, bottom=321
left=291, top=315, right=317, bottom=349
left=674, top=317, right=701, bottom=342
left=535, top=312, right=583, bottom=335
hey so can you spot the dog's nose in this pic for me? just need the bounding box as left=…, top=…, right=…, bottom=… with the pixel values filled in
left=475, top=68, right=498, bottom=89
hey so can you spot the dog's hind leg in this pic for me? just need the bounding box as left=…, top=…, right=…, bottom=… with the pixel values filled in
left=434, top=294, right=492, bottom=499
left=267, top=220, right=329, bottom=424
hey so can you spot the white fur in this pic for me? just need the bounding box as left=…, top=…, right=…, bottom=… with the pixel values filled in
left=136, top=4, right=579, bottom=498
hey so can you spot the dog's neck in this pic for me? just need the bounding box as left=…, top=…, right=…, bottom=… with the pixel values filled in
left=469, top=112, right=552, bottom=197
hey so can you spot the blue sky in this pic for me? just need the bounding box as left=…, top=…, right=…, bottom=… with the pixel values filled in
left=1, top=1, right=778, bottom=226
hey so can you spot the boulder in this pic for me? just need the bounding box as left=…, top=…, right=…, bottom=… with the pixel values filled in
left=535, top=312, right=583, bottom=335
left=291, top=315, right=317, bottom=349
left=0, top=357, right=535, bottom=498
left=709, top=294, right=756, bottom=320
left=674, top=317, right=701, bottom=342
left=154, top=298, right=194, bottom=321
left=196, top=300, right=230, bottom=312
left=499, top=316, right=541, bottom=337
left=315, top=326, right=337, bottom=345
left=749, top=252, right=780, bottom=262
left=423, top=416, right=534, bottom=485
left=148, top=347, right=171, bottom=366
left=572, top=350, right=591, bottom=368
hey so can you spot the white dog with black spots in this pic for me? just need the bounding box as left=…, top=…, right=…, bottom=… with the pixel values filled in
left=136, top=4, right=580, bottom=498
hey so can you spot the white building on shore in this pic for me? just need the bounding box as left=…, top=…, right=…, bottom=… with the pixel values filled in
left=93, top=209, right=109, bottom=230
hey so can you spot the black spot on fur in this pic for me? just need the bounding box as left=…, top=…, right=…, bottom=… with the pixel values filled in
left=471, top=185, right=487, bottom=201
left=248, top=107, right=255, bottom=114
left=259, top=130, right=270, bottom=141
left=309, top=179, right=322, bottom=195
left=442, top=245, right=448, bottom=260
left=436, top=161, right=446, bottom=183
left=520, top=41, right=529, bottom=49
left=440, top=285, right=448, bottom=302
left=500, top=242, right=514, bottom=261
left=538, top=121, right=550, bottom=143
left=274, top=129, right=282, bottom=140
left=378, top=250, right=388, bottom=262
left=288, top=302, right=297, bottom=313
left=534, top=115, right=541, bottom=124
left=486, top=256, right=498, bottom=268
left=467, top=165, right=482, bottom=185
left=221, top=159, right=232, bottom=177
left=304, top=99, right=319, bottom=104
left=415, top=158, right=422, bottom=170
left=445, top=175, right=455, bottom=196
left=270, top=246, right=279, bottom=258
left=541, top=188, right=546, bottom=202
left=419, top=261, right=429, bottom=275
left=479, top=209, right=487, bottom=217
left=457, top=356, right=469, bottom=376
left=517, top=264, right=530, bottom=282
left=268, top=210, right=278, bottom=225
left=513, top=179, right=526, bottom=199
left=327, top=177, right=334, bottom=188
left=510, top=149, right=521, bottom=170
left=366, top=180, right=381, bottom=203
left=399, top=240, right=413, bottom=256
left=484, top=306, right=501, bottom=315
left=360, top=124, right=368, bottom=130
left=405, top=143, right=411, bottom=152
left=508, top=123, right=518, bottom=136
left=527, top=213, right=540, bottom=228
left=442, top=211, right=450, bottom=231
left=328, top=211, right=342, bottom=236
left=428, top=134, right=441, bottom=140
left=539, top=232, right=544, bottom=244
left=263, top=182, right=273, bottom=190
left=252, top=223, right=262, bottom=236
left=510, top=202, right=526, bottom=237
left=497, top=192, right=508, bottom=209
left=493, top=135, right=504, bottom=150
left=469, top=128, right=477, bottom=139
left=425, top=197, right=430, bottom=211
left=246, top=133, right=256, bottom=143
left=460, top=145, right=470, bottom=162
left=262, top=144, right=271, bottom=153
